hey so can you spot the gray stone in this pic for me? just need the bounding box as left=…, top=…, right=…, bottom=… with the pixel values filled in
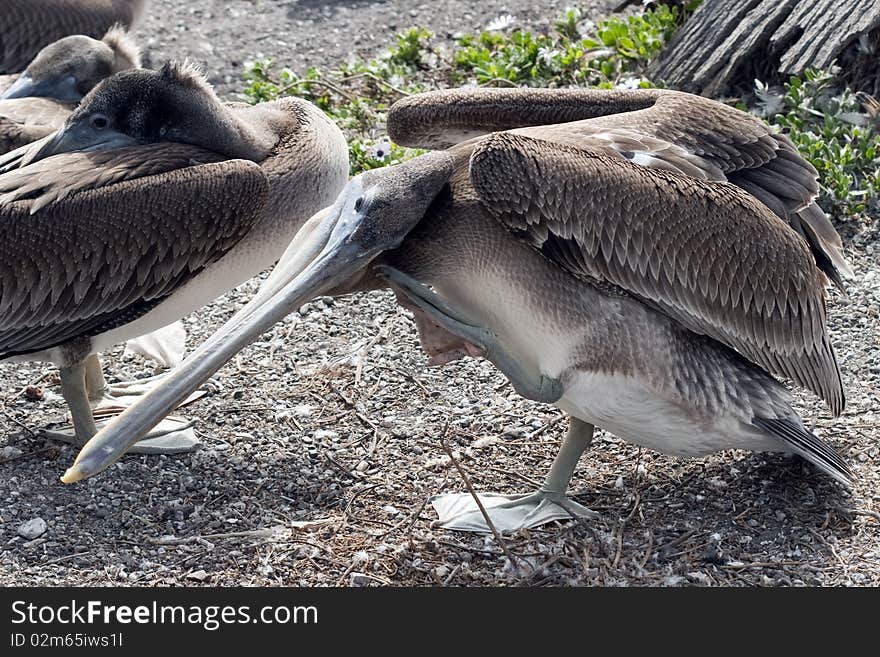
left=17, top=518, right=47, bottom=540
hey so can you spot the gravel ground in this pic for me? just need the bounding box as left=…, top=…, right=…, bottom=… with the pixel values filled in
left=1, top=1, right=878, bottom=587
left=135, top=0, right=583, bottom=98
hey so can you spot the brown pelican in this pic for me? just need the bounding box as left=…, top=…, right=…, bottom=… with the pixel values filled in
left=1, top=31, right=194, bottom=414
left=0, top=0, right=145, bottom=74
left=60, top=88, right=851, bottom=534
left=0, top=62, right=348, bottom=452
left=0, top=27, right=140, bottom=154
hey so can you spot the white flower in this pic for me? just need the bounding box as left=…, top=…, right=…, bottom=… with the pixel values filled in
left=486, top=14, right=516, bottom=32
left=754, top=78, right=784, bottom=117
left=615, top=76, right=643, bottom=90
left=368, top=137, right=392, bottom=161
left=537, top=47, right=560, bottom=67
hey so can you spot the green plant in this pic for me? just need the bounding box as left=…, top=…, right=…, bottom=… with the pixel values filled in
left=387, top=27, right=433, bottom=67
left=773, top=68, right=880, bottom=217
left=240, top=2, right=876, bottom=225
left=242, top=58, right=425, bottom=175
left=241, top=2, right=695, bottom=177
left=452, top=3, right=690, bottom=87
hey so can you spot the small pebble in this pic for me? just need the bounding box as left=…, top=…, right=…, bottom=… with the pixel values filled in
left=0, top=446, right=23, bottom=460
left=24, top=386, right=43, bottom=401
left=350, top=573, right=371, bottom=587
left=18, top=518, right=47, bottom=540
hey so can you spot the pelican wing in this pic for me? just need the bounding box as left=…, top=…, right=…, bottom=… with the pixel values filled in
left=524, top=93, right=850, bottom=287
left=389, top=88, right=666, bottom=149
left=469, top=132, right=844, bottom=414
left=0, top=98, right=70, bottom=155
left=389, top=88, right=849, bottom=286
left=0, top=117, right=51, bottom=155
left=0, top=142, right=230, bottom=210
left=0, top=152, right=268, bottom=358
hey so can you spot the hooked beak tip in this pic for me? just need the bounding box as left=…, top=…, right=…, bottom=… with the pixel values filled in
left=60, top=464, right=86, bottom=484
left=0, top=74, right=81, bottom=102
left=0, top=78, right=32, bottom=100
left=60, top=443, right=115, bottom=483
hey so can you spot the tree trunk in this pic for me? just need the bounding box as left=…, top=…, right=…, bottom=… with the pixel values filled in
left=649, top=0, right=880, bottom=95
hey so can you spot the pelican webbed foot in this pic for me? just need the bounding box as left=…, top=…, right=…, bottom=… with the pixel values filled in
left=102, top=373, right=207, bottom=403
left=432, top=417, right=598, bottom=533
left=431, top=490, right=598, bottom=532
left=39, top=416, right=198, bottom=454
left=41, top=355, right=201, bottom=455
left=377, top=265, right=563, bottom=404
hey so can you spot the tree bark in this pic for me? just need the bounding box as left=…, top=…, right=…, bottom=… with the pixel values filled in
left=649, top=0, right=880, bottom=95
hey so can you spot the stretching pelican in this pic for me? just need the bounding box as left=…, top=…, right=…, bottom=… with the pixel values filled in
left=60, top=88, right=851, bottom=533
left=0, top=62, right=348, bottom=452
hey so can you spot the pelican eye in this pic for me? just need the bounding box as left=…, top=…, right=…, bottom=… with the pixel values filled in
left=90, top=114, right=110, bottom=130
left=354, top=196, right=364, bottom=212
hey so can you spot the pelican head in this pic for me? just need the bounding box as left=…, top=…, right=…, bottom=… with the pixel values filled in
left=1, top=27, right=139, bottom=102
left=3, top=61, right=274, bottom=171
left=60, top=150, right=455, bottom=483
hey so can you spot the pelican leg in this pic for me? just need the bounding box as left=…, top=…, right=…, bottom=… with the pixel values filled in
left=432, top=417, right=599, bottom=532
left=378, top=265, right=562, bottom=404
left=84, top=353, right=108, bottom=401
left=55, top=362, right=99, bottom=443
left=42, top=354, right=200, bottom=454
left=84, top=353, right=166, bottom=401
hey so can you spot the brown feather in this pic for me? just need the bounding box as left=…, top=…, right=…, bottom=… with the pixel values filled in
left=0, top=157, right=268, bottom=357
left=469, top=132, right=844, bottom=414
left=388, top=88, right=850, bottom=287
left=0, top=97, right=71, bottom=155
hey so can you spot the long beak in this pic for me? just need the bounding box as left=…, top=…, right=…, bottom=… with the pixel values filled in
left=32, top=122, right=137, bottom=161
left=61, top=188, right=378, bottom=483
left=0, top=74, right=80, bottom=101
left=0, top=121, right=137, bottom=174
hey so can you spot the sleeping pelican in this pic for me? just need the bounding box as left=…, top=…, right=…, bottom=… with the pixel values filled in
left=0, top=62, right=348, bottom=452
left=60, top=88, right=851, bottom=533
left=0, top=0, right=145, bottom=74
left=1, top=27, right=140, bottom=154
left=1, top=30, right=195, bottom=405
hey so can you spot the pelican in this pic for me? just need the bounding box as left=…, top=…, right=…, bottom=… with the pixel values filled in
left=1, top=27, right=140, bottom=154
left=1, top=0, right=145, bottom=74
left=0, top=62, right=348, bottom=452
left=61, top=88, right=852, bottom=534
left=1, top=31, right=194, bottom=407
